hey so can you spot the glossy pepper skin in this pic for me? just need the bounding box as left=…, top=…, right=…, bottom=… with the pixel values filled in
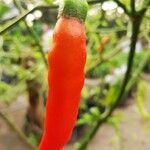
left=39, top=0, right=88, bottom=149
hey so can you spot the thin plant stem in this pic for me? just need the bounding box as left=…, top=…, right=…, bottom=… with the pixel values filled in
left=0, top=112, right=37, bottom=150
left=13, top=0, right=48, bottom=67
left=77, top=4, right=146, bottom=149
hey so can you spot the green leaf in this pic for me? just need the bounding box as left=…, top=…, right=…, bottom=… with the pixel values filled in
left=0, top=2, right=9, bottom=17
left=77, top=107, right=102, bottom=126
left=89, top=107, right=101, bottom=118
left=102, top=83, right=120, bottom=106
left=44, top=0, right=53, bottom=4
left=136, top=79, right=150, bottom=120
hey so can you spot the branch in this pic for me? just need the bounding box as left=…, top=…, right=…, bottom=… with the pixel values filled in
left=77, top=50, right=150, bottom=150
left=138, top=0, right=149, bottom=15
left=85, top=47, right=121, bottom=73
left=108, top=18, right=142, bottom=113
left=0, top=112, right=37, bottom=150
left=13, top=0, right=48, bottom=67
left=0, top=0, right=102, bottom=35
left=24, top=23, right=48, bottom=67
left=77, top=8, right=145, bottom=150
left=130, top=0, right=135, bottom=14
left=0, top=5, right=57, bottom=35
left=0, top=16, right=16, bottom=24
left=88, top=0, right=130, bottom=16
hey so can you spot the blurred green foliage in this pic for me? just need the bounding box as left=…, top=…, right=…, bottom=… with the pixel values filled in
left=136, top=79, right=150, bottom=119
left=0, top=0, right=150, bottom=147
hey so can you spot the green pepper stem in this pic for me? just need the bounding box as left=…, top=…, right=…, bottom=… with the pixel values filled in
left=58, top=0, right=89, bottom=22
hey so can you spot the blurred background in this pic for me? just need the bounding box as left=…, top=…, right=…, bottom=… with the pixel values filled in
left=0, top=0, right=150, bottom=150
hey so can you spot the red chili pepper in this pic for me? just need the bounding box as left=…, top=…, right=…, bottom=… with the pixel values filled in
left=39, top=0, right=88, bottom=149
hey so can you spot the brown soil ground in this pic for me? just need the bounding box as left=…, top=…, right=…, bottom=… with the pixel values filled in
left=0, top=74, right=150, bottom=150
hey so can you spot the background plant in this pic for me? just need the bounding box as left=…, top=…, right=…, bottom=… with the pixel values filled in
left=0, top=0, right=150, bottom=149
